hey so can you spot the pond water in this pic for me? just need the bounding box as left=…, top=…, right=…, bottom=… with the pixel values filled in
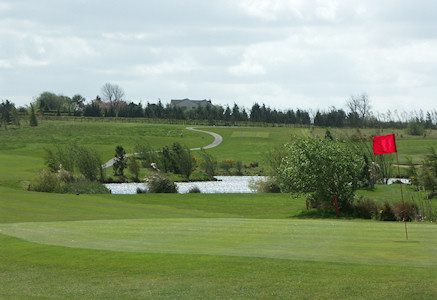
left=105, top=176, right=410, bottom=195
left=105, top=176, right=267, bottom=195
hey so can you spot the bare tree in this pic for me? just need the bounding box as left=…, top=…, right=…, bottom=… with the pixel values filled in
left=101, top=83, right=125, bottom=102
left=346, top=93, right=372, bottom=123
left=101, top=83, right=125, bottom=114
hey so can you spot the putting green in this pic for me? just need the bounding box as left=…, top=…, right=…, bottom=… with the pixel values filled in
left=1, top=218, right=436, bottom=268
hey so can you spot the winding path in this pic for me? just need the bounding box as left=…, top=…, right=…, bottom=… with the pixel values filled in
left=185, top=127, right=223, bottom=150
left=102, top=127, right=223, bottom=168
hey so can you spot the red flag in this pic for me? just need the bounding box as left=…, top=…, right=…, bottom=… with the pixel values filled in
left=372, top=134, right=397, bottom=155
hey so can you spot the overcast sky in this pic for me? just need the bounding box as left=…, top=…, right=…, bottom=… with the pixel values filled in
left=1, top=0, right=436, bottom=113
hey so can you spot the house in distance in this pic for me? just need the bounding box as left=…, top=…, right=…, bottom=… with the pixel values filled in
left=170, top=99, right=212, bottom=110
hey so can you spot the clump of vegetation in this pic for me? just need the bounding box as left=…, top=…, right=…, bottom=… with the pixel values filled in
left=31, top=168, right=109, bottom=194
left=277, top=137, right=364, bottom=212
left=379, top=202, right=397, bottom=221
left=219, top=159, right=233, bottom=174
left=353, top=197, right=378, bottom=219
left=198, top=149, right=217, bottom=179
left=407, top=120, right=425, bottom=136
left=188, top=186, right=201, bottom=193
left=127, top=156, right=141, bottom=182
left=32, top=169, right=63, bottom=193
left=249, top=178, right=280, bottom=193
left=44, top=143, right=104, bottom=182
left=146, top=175, right=178, bottom=193
left=154, top=142, right=196, bottom=180
left=32, top=144, right=108, bottom=194
left=113, top=145, right=127, bottom=179
left=136, top=187, right=147, bottom=194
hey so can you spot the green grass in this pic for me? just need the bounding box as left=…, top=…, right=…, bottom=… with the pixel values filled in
left=1, top=120, right=437, bottom=298
left=2, top=218, right=436, bottom=268
left=1, top=189, right=437, bottom=298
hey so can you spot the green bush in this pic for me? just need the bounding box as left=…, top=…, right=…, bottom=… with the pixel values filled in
left=407, top=121, right=425, bottom=136
left=146, top=175, right=178, bottom=193
left=392, top=202, right=418, bottom=222
left=278, top=137, right=364, bottom=211
left=32, top=169, right=62, bottom=193
left=136, top=187, right=147, bottom=194
left=188, top=186, right=201, bottom=193
left=250, top=178, right=280, bottom=193
left=379, top=202, right=397, bottom=221
left=198, top=149, right=217, bottom=179
left=354, top=198, right=378, bottom=219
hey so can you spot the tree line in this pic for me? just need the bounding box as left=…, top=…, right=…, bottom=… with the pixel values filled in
left=2, top=84, right=437, bottom=130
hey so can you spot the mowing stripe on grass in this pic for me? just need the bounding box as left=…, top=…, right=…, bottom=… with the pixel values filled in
left=1, top=218, right=436, bottom=268
left=231, top=131, right=270, bottom=138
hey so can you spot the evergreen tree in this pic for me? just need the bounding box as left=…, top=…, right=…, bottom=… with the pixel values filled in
left=29, top=104, right=38, bottom=127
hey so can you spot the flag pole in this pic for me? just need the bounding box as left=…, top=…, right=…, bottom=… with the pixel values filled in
left=395, top=151, right=408, bottom=240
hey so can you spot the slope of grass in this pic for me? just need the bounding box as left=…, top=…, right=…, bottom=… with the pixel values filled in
left=1, top=188, right=437, bottom=299
left=2, top=218, right=436, bottom=268
left=1, top=121, right=437, bottom=298
left=1, top=233, right=436, bottom=299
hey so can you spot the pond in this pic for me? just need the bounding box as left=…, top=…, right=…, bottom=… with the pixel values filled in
left=104, top=176, right=410, bottom=195
left=105, top=176, right=267, bottom=195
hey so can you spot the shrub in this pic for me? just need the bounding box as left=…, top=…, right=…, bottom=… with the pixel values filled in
left=136, top=187, right=147, bottom=194
left=379, top=202, right=397, bottom=221
left=392, top=202, right=418, bottom=222
left=198, top=149, right=217, bottom=179
left=250, top=178, right=280, bottom=193
left=113, top=145, right=127, bottom=177
left=219, top=160, right=233, bottom=174
left=234, top=161, right=243, bottom=175
left=188, top=186, right=201, bottom=193
left=57, top=169, right=75, bottom=183
left=407, top=121, right=425, bottom=136
left=32, top=169, right=62, bottom=193
left=127, top=156, right=140, bottom=181
left=146, top=175, right=178, bottom=193
left=278, top=137, right=364, bottom=211
left=354, top=198, right=378, bottom=219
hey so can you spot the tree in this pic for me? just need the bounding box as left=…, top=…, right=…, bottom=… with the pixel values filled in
left=170, top=142, right=195, bottom=180
left=277, top=137, right=364, bottom=211
left=0, top=100, right=16, bottom=128
left=36, top=92, right=65, bottom=113
left=83, top=102, right=102, bottom=117
left=113, top=145, right=127, bottom=177
left=346, top=94, right=371, bottom=126
left=29, top=104, right=38, bottom=127
left=69, top=94, right=85, bottom=115
left=75, top=146, right=103, bottom=181
left=10, top=105, right=20, bottom=127
left=135, top=142, right=158, bottom=168
left=128, top=156, right=140, bottom=180
left=101, top=83, right=125, bottom=114
left=198, top=149, right=217, bottom=179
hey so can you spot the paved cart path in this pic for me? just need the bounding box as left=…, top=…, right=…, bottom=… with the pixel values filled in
left=102, top=127, right=223, bottom=168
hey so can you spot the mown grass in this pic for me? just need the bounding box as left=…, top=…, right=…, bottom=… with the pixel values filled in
left=199, top=125, right=437, bottom=165
left=1, top=188, right=437, bottom=299
left=1, top=120, right=437, bottom=298
left=2, top=233, right=436, bottom=299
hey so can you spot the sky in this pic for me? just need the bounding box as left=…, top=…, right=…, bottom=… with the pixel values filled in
left=1, top=0, right=437, bottom=114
